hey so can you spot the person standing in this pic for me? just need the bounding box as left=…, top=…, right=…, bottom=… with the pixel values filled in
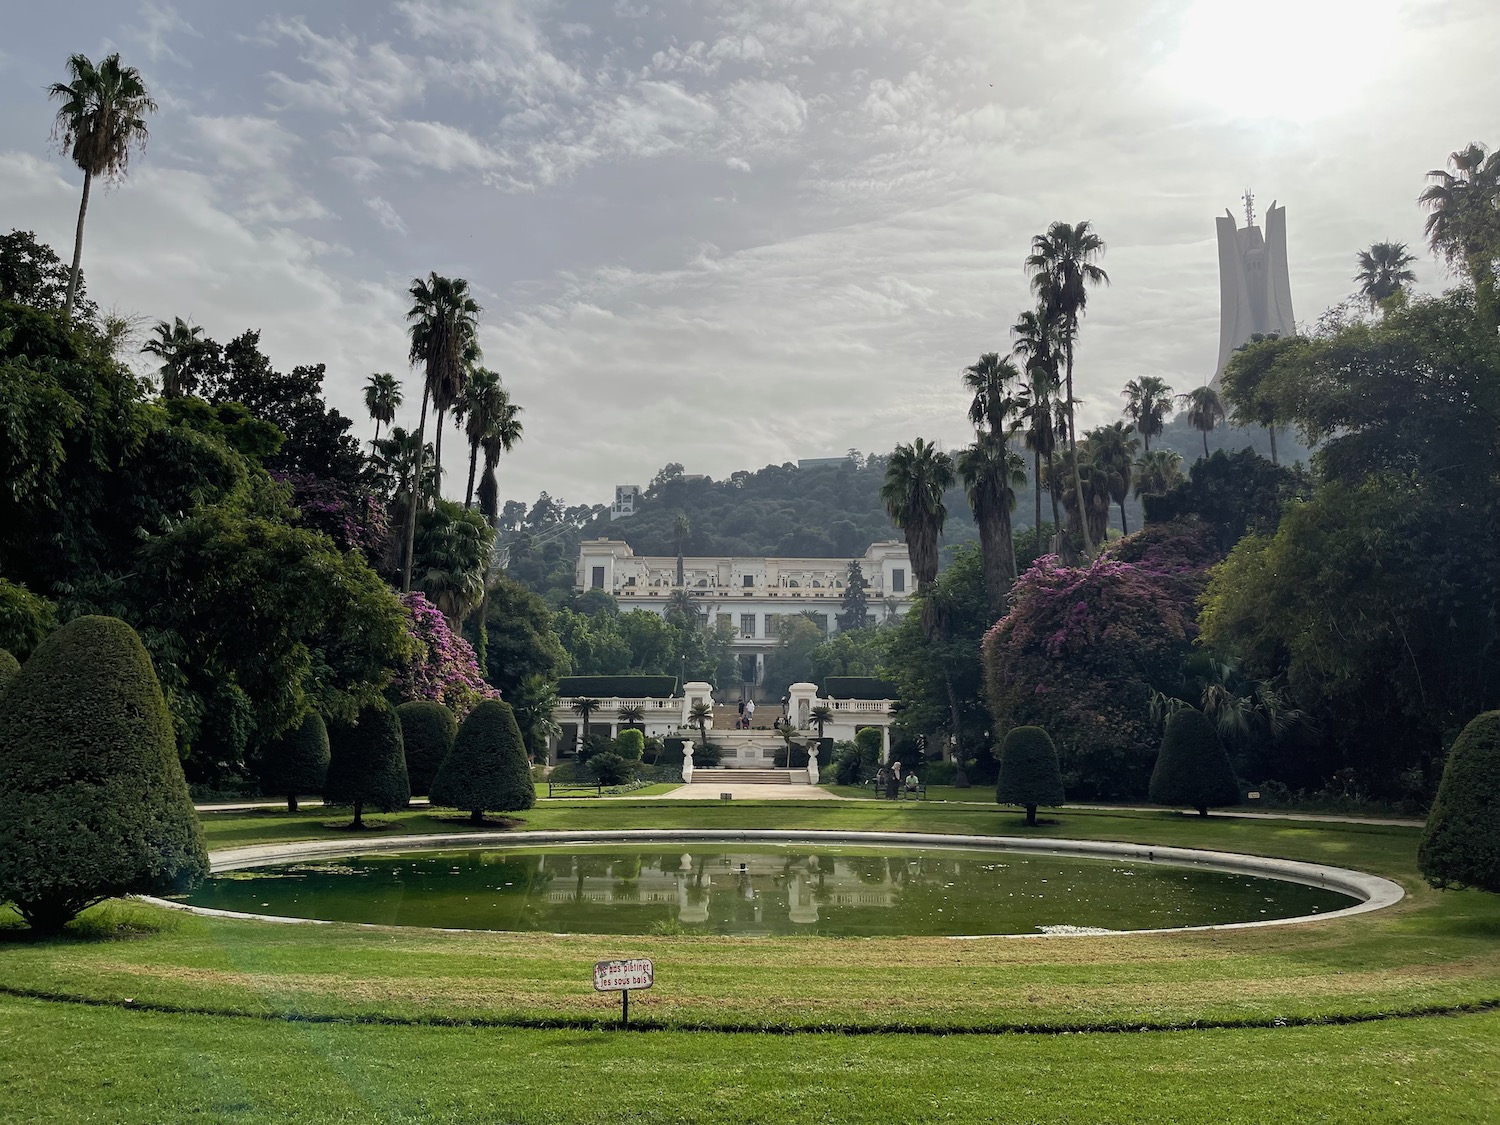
left=745, top=699, right=756, bottom=727
left=737, top=699, right=745, bottom=729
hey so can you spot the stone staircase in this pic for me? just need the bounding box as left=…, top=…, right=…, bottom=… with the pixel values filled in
left=687, top=767, right=809, bottom=785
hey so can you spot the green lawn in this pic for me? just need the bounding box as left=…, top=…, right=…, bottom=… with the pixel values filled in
left=2, top=798, right=1497, bottom=1122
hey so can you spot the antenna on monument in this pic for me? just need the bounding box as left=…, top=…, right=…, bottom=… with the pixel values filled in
left=1243, top=189, right=1256, bottom=228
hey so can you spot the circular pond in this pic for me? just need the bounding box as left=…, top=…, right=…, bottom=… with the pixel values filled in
left=182, top=841, right=1365, bottom=937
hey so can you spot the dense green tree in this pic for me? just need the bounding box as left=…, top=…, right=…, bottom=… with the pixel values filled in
left=397, top=700, right=457, bottom=798
left=838, top=561, right=871, bottom=632
left=1419, top=142, right=1500, bottom=320
left=1026, top=220, right=1109, bottom=556
left=0, top=229, right=77, bottom=309
left=995, top=726, right=1066, bottom=826
left=480, top=575, right=569, bottom=700
left=47, top=52, right=156, bottom=319
left=403, top=273, right=482, bottom=591
left=413, top=499, right=492, bottom=626
left=615, top=727, right=645, bottom=761
left=1133, top=449, right=1185, bottom=500
left=0, top=616, right=206, bottom=932
left=1418, top=711, right=1500, bottom=892
left=324, top=704, right=410, bottom=829
left=1149, top=707, right=1240, bottom=817
left=1141, top=449, right=1301, bottom=553
left=0, top=578, right=56, bottom=660
left=762, top=614, right=826, bottom=698
left=259, top=712, right=330, bottom=812
left=430, top=700, right=534, bottom=822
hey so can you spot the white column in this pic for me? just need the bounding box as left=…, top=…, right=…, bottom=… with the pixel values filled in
left=881, top=725, right=891, bottom=764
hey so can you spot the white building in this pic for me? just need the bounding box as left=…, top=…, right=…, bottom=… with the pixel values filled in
left=609, top=485, right=641, bottom=521
left=575, top=538, right=915, bottom=686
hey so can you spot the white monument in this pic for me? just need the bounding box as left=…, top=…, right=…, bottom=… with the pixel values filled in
left=1214, top=191, right=1295, bottom=379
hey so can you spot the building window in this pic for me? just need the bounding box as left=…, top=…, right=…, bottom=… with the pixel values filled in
left=765, top=615, right=779, bottom=637
left=743, top=574, right=754, bottom=588
left=591, top=566, right=605, bottom=589
left=891, top=568, right=906, bottom=593
left=625, top=576, right=636, bottom=587
left=740, top=614, right=756, bottom=637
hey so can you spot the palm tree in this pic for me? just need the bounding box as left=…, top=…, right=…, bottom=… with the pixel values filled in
left=414, top=504, right=492, bottom=626
left=569, top=698, right=601, bottom=753
left=1012, top=306, right=1065, bottom=542
left=454, top=367, right=506, bottom=508
left=476, top=393, right=524, bottom=524
left=962, top=353, right=1021, bottom=439
left=1121, top=376, right=1174, bottom=452
left=665, top=588, right=699, bottom=628
left=1134, top=449, right=1185, bottom=499
left=957, top=434, right=1027, bottom=614
left=403, top=273, right=482, bottom=592
left=672, top=512, right=691, bottom=587
left=1353, top=242, right=1418, bottom=310
left=140, top=317, right=204, bottom=398
left=688, top=701, right=713, bottom=748
left=1057, top=435, right=1115, bottom=550
left=372, top=427, right=435, bottom=505
left=48, top=53, right=157, bottom=320
left=1088, top=421, right=1139, bottom=535
left=809, top=704, right=833, bottom=740
left=617, top=704, right=645, bottom=731
left=1181, top=386, right=1225, bottom=459
left=880, top=439, right=954, bottom=594
left=1419, top=143, right=1500, bottom=289
left=1025, top=221, right=1109, bottom=557
left=363, top=373, right=402, bottom=446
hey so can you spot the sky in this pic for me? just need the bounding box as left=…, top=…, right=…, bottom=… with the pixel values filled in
left=3, top=0, right=1497, bottom=508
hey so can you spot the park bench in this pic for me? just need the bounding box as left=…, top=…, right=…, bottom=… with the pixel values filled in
left=547, top=781, right=603, bottom=798
left=864, top=777, right=927, bottom=801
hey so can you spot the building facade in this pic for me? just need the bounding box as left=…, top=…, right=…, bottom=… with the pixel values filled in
left=575, top=538, right=914, bottom=686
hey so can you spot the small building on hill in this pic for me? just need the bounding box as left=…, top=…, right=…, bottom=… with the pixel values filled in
left=575, top=539, right=915, bottom=688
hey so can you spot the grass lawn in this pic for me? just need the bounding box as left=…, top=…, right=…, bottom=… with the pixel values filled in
left=2, top=798, right=1497, bottom=1122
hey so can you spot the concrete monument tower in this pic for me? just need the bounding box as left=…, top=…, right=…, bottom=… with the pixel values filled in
left=1214, top=191, right=1295, bottom=378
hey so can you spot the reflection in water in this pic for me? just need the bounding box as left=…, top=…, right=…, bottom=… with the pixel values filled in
left=185, top=846, right=1359, bottom=937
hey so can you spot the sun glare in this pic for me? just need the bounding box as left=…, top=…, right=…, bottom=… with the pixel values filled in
left=1158, top=0, right=1402, bottom=121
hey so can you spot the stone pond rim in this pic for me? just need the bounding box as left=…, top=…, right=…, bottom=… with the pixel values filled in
left=144, top=828, right=1405, bottom=939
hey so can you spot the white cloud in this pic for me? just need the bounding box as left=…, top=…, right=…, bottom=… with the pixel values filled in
left=365, top=195, right=407, bottom=234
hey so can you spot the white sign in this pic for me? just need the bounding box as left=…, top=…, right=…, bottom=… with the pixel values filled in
left=594, top=958, right=654, bottom=992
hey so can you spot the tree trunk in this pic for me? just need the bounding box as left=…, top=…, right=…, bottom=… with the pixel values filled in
left=1267, top=425, right=1278, bottom=466
left=1119, top=499, right=1129, bottom=537
left=352, top=801, right=364, bottom=829
left=465, top=439, right=480, bottom=508
left=373, top=419, right=383, bottom=447
left=470, top=808, right=484, bottom=825
left=401, top=386, right=431, bottom=592
left=945, top=674, right=969, bottom=788
left=1197, top=805, right=1209, bottom=818
left=1202, top=430, right=1209, bottom=459
left=434, top=408, right=446, bottom=498
left=287, top=795, right=299, bottom=814
left=1033, top=448, right=1042, bottom=548
left=1046, top=451, right=1062, bottom=553
left=1064, top=341, right=1094, bottom=557
left=1025, top=805, right=1037, bottom=827
left=64, top=169, right=92, bottom=321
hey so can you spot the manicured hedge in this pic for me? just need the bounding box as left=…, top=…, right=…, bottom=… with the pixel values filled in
left=0, top=648, right=19, bottom=697
left=397, top=700, right=457, bottom=797
left=1419, top=711, right=1500, bottom=893
left=822, top=677, right=899, bottom=701
left=430, top=700, right=535, bottom=822
left=260, top=712, right=330, bottom=812
left=1149, top=708, right=1239, bottom=817
left=614, top=727, right=645, bottom=761
left=324, top=704, right=410, bottom=828
left=995, top=726, right=1066, bottom=826
left=0, top=616, right=207, bottom=932
left=557, top=675, right=678, bottom=698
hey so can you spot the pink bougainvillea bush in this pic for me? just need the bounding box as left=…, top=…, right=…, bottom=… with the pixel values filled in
left=274, top=472, right=388, bottom=558
left=982, top=521, right=1218, bottom=799
left=389, top=592, right=497, bottom=718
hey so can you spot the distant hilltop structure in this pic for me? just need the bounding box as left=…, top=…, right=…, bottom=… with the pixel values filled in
left=1214, top=191, right=1295, bottom=379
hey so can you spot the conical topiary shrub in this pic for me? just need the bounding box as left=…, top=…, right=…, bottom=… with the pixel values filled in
left=0, top=648, right=19, bottom=698
left=1149, top=708, right=1240, bottom=817
left=397, top=700, right=457, bottom=798
left=0, top=616, right=208, bottom=932
left=260, top=712, right=330, bottom=813
left=324, top=704, right=410, bottom=829
left=995, top=726, right=1066, bottom=827
left=1419, top=711, right=1500, bottom=893
left=429, top=700, right=535, bottom=824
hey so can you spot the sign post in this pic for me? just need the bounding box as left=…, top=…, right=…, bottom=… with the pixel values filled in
left=593, top=958, right=653, bottom=1027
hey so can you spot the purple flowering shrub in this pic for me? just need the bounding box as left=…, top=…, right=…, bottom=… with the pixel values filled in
left=390, top=592, right=497, bottom=717
left=274, top=472, right=388, bottom=557
left=983, top=521, right=1217, bottom=798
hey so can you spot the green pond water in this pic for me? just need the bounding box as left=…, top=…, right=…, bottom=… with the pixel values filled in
left=185, top=845, right=1358, bottom=936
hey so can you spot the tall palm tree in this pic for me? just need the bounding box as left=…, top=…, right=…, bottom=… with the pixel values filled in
left=476, top=393, right=524, bottom=523
left=672, top=512, right=691, bottom=587
left=569, top=698, right=601, bottom=752
left=140, top=317, right=204, bottom=398
left=403, top=273, right=482, bottom=592
left=372, top=427, right=435, bottom=505
left=880, top=439, right=954, bottom=594
left=48, top=53, right=157, bottom=321
left=1181, top=385, right=1225, bottom=459
left=454, top=367, right=506, bottom=508
left=414, top=504, right=491, bottom=626
left=1025, top=221, right=1109, bottom=557
left=1057, top=435, right=1115, bottom=550
left=1088, top=421, right=1139, bottom=535
left=1353, top=242, right=1418, bottom=310
left=1419, top=143, right=1500, bottom=289
left=665, top=588, right=699, bottom=628
left=1012, top=306, right=1065, bottom=541
left=363, top=373, right=402, bottom=446
left=957, top=434, right=1027, bottom=615
left=962, top=353, right=1021, bottom=438
left=1121, top=376, right=1174, bottom=452
left=1134, top=449, right=1185, bottom=499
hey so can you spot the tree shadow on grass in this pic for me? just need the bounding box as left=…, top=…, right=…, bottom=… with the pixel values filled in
left=0, top=899, right=185, bottom=944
